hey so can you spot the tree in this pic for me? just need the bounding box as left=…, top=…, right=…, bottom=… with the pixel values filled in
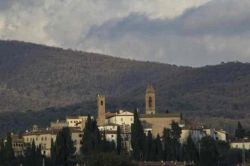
left=199, top=136, right=218, bottom=166
left=81, top=115, right=103, bottom=155
left=170, top=121, right=182, bottom=161
left=100, top=131, right=115, bottom=153
left=2, top=133, right=16, bottom=166
left=216, top=140, right=230, bottom=165
left=0, top=139, right=4, bottom=165
left=162, top=128, right=172, bottom=161
left=116, top=126, right=122, bottom=155
left=155, top=134, right=163, bottom=161
left=55, top=127, right=76, bottom=166
left=131, top=109, right=145, bottom=160
left=144, top=131, right=153, bottom=161
left=23, top=141, right=43, bottom=166
left=183, top=135, right=199, bottom=163
left=235, top=121, right=245, bottom=139
left=49, top=139, right=57, bottom=166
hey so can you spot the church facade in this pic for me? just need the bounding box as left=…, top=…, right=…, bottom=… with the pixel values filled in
left=140, top=85, right=182, bottom=136
left=97, top=84, right=182, bottom=137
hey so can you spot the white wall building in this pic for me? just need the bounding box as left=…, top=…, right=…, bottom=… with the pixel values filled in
left=23, top=126, right=83, bottom=157
left=99, top=124, right=118, bottom=143
left=180, top=128, right=227, bottom=144
left=66, top=116, right=91, bottom=130
left=106, top=110, right=134, bottom=126
left=231, top=140, right=250, bottom=150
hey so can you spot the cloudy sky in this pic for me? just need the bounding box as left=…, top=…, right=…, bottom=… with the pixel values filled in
left=0, top=0, right=250, bottom=66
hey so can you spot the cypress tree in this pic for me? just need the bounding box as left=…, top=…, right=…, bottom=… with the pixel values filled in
left=116, top=126, right=122, bottom=155
left=235, top=121, right=245, bottom=139
left=144, top=131, right=153, bottom=161
left=155, top=134, right=163, bottom=161
left=131, top=109, right=145, bottom=160
left=3, top=133, right=16, bottom=166
left=23, top=140, right=43, bottom=166
left=50, top=139, right=57, bottom=166
left=184, top=135, right=199, bottom=163
left=171, top=121, right=181, bottom=161
left=199, top=136, right=218, bottom=166
left=55, top=127, right=76, bottom=166
left=81, top=115, right=103, bottom=154
left=162, top=128, right=172, bottom=161
left=0, top=139, right=4, bottom=165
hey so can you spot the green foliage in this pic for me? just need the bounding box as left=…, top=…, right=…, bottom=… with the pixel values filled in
left=235, top=121, right=245, bottom=139
left=81, top=115, right=102, bottom=154
left=81, top=115, right=115, bottom=156
left=154, top=134, right=163, bottom=161
left=49, top=139, right=57, bottom=166
left=199, top=136, right=218, bottom=166
left=162, top=122, right=182, bottom=161
left=23, top=141, right=43, bottom=166
left=131, top=110, right=145, bottom=160
left=162, top=128, right=172, bottom=161
left=53, top=127, right=76, bottom=166
left=144, top=131, right=153, bottom=161
left=183, top=135, right=199, bottom=163
left=0, top=133, right=17, bottom=166
left=116, top=126, right=122, bottom=155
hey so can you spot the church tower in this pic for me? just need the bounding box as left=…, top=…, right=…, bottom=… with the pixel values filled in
left=97, top=94, right=106, bottom=126
left=145, top=84, right=156, bottom=115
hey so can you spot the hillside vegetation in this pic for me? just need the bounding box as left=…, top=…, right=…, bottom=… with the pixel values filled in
left=0, top=40, right=250, bottom=135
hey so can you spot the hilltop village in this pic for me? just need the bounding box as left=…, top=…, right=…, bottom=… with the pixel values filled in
left=1, top=85, right=249, bottom=165
left=11, top=86, right=224, bottom=154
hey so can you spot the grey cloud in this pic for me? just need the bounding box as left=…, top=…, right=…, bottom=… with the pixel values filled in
left=79, top=0, right=250, bottom=66
left=0, top=0, right=250, bottom=66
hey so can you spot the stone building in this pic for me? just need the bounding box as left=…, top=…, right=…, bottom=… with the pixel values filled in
left=231, top=139, right=250, bottom=150
left=66, top=116, right=89, bottom=130
left=96, top=84, right=182, bottom=137
left=22, top=125, right=83, bottom=157
left=97, top=94, right=106, bottom=126
left=50, top=120, right=68, bottom=130
left=11, top=134, right=25, bottom=157
left=23, top=126, right=58, bottom=157
left=180, top=127, right=227, bottom=144
left=106, top=110, right=134, bottom=126
left=140, top=85, right=182, bottom=136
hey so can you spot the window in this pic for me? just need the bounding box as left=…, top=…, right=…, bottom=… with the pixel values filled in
left=149, top=97, right=152, bottom=107
left=111, top=135, right=114, bottom=138
left=41, top=137, right=43, bottom=141
left=101, top=100, right=103, bottom=106
left=121, top=118, right=123, bottom=122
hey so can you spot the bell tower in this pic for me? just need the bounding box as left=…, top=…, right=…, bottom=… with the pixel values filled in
left=97, top=94, right=106, bottom=126
left=145, top=84, right=156, bottom=115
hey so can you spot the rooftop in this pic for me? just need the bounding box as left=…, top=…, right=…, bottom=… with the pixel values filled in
left=140, top=112, right=181, bottom=118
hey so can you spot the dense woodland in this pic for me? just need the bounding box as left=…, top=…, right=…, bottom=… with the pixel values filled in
left=1, top=40, right=250, bottom=135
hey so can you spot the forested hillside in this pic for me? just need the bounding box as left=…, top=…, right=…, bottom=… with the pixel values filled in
left=0, top=40, right=184, bottom=112
left=0, top=40, right=250, bottom=135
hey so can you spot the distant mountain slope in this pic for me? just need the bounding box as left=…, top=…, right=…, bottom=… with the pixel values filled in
left=1, top=40, right=250, bottom=136
left=0, top=40, right=250, bottom=119
left=0, top=40, right=185, bottom=112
